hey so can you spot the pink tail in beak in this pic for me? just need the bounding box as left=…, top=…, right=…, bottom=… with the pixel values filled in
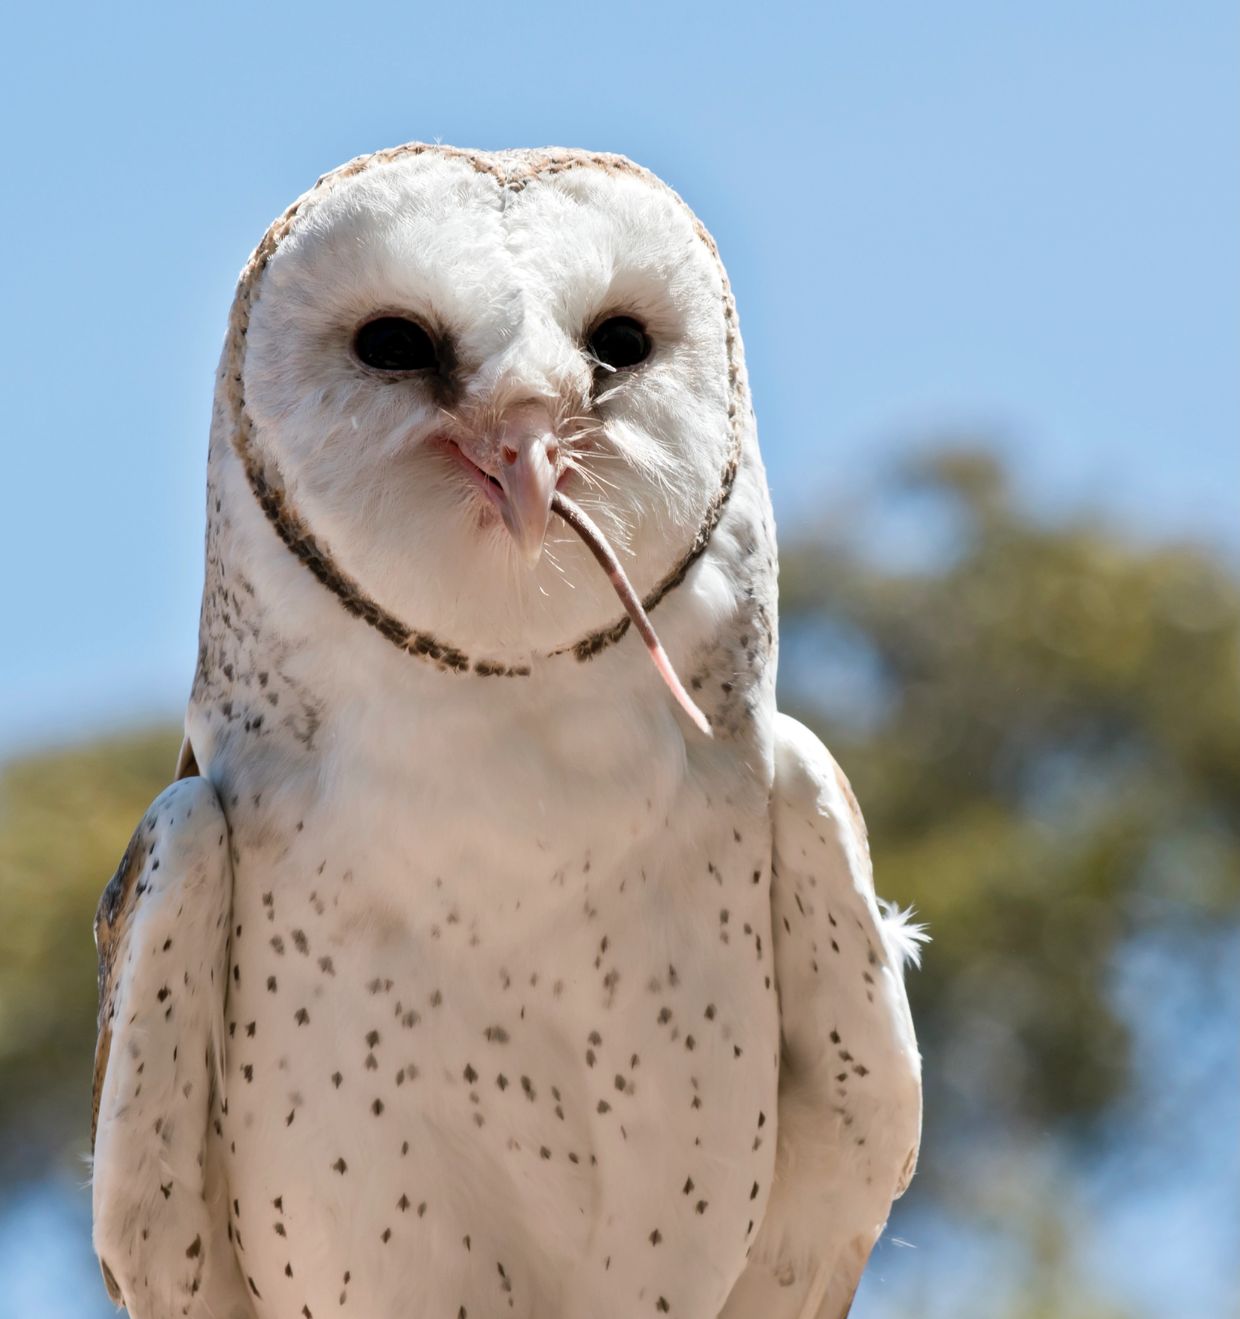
left=552, top=491, right=712, bottom=738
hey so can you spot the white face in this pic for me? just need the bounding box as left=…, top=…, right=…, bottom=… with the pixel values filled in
left=242, top=153, right=736, bottom=657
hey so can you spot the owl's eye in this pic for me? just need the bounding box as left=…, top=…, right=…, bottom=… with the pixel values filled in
left=588, top=316, right=651, bottom=371
left=352, top=317, right=438, bottom=372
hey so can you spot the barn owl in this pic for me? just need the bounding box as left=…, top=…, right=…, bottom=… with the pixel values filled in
left=91, top=144, right=924, bottom=1319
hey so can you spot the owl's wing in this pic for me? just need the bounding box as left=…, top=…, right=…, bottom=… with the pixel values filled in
left=722, top=714, right=923, bottom=1319
left=92, top=775, right=253, bottom=1319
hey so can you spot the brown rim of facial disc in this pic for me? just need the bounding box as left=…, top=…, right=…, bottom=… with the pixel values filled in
left=223, top=144, right=745, bottom=685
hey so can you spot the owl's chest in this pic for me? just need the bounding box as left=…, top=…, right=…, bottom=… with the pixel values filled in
left=217, top=758, right=779, bottom=1319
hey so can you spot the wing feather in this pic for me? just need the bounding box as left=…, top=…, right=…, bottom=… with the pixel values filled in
left=91, top=775, right=253, bottom=1319
left=722, top=714, right=923, bottom=1319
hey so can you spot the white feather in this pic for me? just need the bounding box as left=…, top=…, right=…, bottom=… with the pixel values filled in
left=879, top=899, right=930, bottom=970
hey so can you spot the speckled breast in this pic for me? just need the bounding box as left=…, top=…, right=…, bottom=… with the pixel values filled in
left=213, top=767, right=780, bottom=1319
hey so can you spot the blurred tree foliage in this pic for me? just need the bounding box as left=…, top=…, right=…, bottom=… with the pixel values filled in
left=778, top=448, right=1240, bottom=1205
left=1, top=447, right=1237, bottom=1233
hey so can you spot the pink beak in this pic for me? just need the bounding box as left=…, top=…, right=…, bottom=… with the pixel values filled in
left=494, top=414, right=559, bottom=568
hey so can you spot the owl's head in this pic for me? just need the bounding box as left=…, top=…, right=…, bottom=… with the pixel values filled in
left=226, top=146, right=749, bottom=683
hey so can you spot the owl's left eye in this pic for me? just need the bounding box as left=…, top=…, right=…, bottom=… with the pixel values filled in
left=588, top=316, right=651, bottom=371
left=352, top=317, right=439, bottom=373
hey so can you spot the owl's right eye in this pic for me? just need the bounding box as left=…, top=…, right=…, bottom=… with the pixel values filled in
left=352, top=317, right=439, bottom=373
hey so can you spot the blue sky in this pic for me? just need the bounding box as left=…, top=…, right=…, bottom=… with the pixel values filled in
left=1, top=0, right=1236, bottom=752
